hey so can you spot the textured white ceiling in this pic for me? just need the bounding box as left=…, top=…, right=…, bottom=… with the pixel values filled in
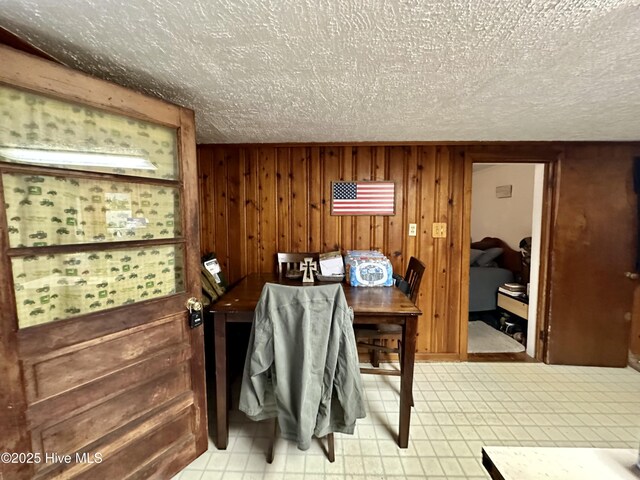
left=1, top=0, right=640, bottom=143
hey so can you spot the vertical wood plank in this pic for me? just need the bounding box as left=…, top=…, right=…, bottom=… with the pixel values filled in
left=258, top=147, right=277, bottom=272
left=308, top=147, right=322, bottom=252
left=405, top=146, right=419, bottom=265
left=276, top=147, right=291, bottom=256
left=323, top=147, right=341, bottom=252
left=213, top=147, right=229, bottom=274
left=431, top=146, right=452, bottom=353
left=226, top=147, right=244, bottom=283
left=197, top=146, right=215, bottom=257
left=354, top=146, right=373, bottom=250
left=340, top=146, right=354, bottom=252
left=371, top=146, right=387, bottom=251
left=245, top=148, right=260, bottom=274
left=387, top=147, right=406, bottom=270
left=291, top=147, right=309, bottom=252
left=404, top=146, right=423, bottom=349
left=446, top=148, right=465, bottom=354
left=457, top=148, right=473, bottom=360
left=417, top=146, right=437, bottom=353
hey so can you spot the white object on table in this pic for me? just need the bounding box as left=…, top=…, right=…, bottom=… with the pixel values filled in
left=482, top=447, right=639, bottom=480
left=319, top=252, right=344, bottom=276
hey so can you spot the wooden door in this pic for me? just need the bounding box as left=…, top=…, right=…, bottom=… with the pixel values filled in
left=545, top=145, right=638, bottom=366
left=0, top=45, right=206, bottom=479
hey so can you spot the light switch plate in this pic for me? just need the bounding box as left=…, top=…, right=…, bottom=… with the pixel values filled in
left=432, top=223, right=447, bottom=238
left=408, top=223, right=417, bottom=236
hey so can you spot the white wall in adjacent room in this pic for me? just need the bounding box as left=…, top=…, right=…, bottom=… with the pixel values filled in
left=471, top=164, right=535, bottom=249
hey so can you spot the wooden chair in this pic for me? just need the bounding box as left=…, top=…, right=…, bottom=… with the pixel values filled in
left=268, top=421, right=334, bottom=463
left=276, top=252, right=320, bottom=278
left=400, top=256, right=426, bottom=305
left=357, top=256, right=426, bottom=376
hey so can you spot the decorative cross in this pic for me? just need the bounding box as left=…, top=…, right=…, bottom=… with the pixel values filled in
left=300, top=257, right=317, bottom=283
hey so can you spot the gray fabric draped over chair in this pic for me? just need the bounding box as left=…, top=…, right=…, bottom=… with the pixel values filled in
left=239, top=282, right=366, bottom=462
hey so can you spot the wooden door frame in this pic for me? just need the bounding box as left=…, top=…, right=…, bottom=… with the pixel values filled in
left=0, top=26, right=64, bottom=64
left=0, top=44, right=206, bottom=478
left=458, top=150, right=559, bottom=362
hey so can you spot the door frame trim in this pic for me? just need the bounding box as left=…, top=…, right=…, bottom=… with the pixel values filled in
left=459, top=150, right=559, bottom=362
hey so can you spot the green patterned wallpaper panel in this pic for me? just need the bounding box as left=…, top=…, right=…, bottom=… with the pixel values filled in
left=3, top=173, right=181, bottom=248
left=0, top=85, right=177, bottom=179
left=12, top=244, right=185, bottom=328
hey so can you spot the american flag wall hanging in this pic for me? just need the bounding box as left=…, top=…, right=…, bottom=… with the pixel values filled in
left=331, top=181, right=395, bottom=216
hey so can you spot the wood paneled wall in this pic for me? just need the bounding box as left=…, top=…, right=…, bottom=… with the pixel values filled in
left=198, top=145, right=467, bottom=356
left=198, top=143, right=640, bottom=360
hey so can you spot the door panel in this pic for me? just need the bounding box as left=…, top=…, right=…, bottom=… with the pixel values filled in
left=23, top=315, right=186, bottom=402
left=73, top=409, right=195, bottom=480
left=0, top=45, right=205, bottom=480
left=546, top=145, right=637, bottom=366
left=38, top=364, right=189, bottom=456
left=26, top=340, right=191, bottom=428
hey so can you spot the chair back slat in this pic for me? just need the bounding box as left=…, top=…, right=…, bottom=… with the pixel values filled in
left=404, top=256, right=426, bottom=304
left=276, top=252, right=320, bottom=277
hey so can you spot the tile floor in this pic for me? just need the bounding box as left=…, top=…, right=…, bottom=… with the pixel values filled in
left=175, top=362, right=640, bottom=479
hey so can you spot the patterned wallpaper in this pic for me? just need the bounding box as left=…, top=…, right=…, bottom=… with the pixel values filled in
left=0, top=84, right=186, bottom=329
left=4, top=173, right=181, bottom=248
left=0, top=85, right=177, bottom=179
left=12, top=245, right=185, bottom=329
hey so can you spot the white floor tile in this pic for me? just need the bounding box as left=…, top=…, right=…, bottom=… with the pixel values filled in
left=225, top=453, right=250, bottom=472
left=199, top=472, right=223, bottom=480
left=381, top=456, right=404, bottom=475
left=177, top=362, right=640, bottom=480
left=303, top=455, right=326, bottom=474
left=363, top=456, right=385, bottom=475
left=284, top=454, right=305, bottom=473
left=184, top=452, right=211, bottom=470
left=419, top=456, right=445, bottom=476
left=430, top=440, right=454, bottom=456
left=177, top=471, right=203, bottom=480
left=401, top=456, right=424, bottom=476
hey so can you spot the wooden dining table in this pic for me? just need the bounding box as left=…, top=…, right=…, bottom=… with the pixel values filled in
left=209, top=273, right=422, bottom=450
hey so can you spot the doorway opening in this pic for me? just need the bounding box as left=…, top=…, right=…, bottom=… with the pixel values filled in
left=467, top=162, right=545, bottom=361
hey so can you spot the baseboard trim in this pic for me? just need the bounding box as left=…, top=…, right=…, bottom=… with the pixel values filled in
left=414, top=353, right=460, bottom=362
left=358, top=352, right=462, bottom=363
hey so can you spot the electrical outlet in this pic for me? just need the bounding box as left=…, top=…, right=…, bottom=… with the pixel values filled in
left=408, top=223, right=417, bottom=236
left=432, top=223, right=447, bottom=238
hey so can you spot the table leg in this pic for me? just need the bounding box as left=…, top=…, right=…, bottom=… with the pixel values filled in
left=398, top=315, right=417, bottom=448
left=213, top=313, right=228, bottom=449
